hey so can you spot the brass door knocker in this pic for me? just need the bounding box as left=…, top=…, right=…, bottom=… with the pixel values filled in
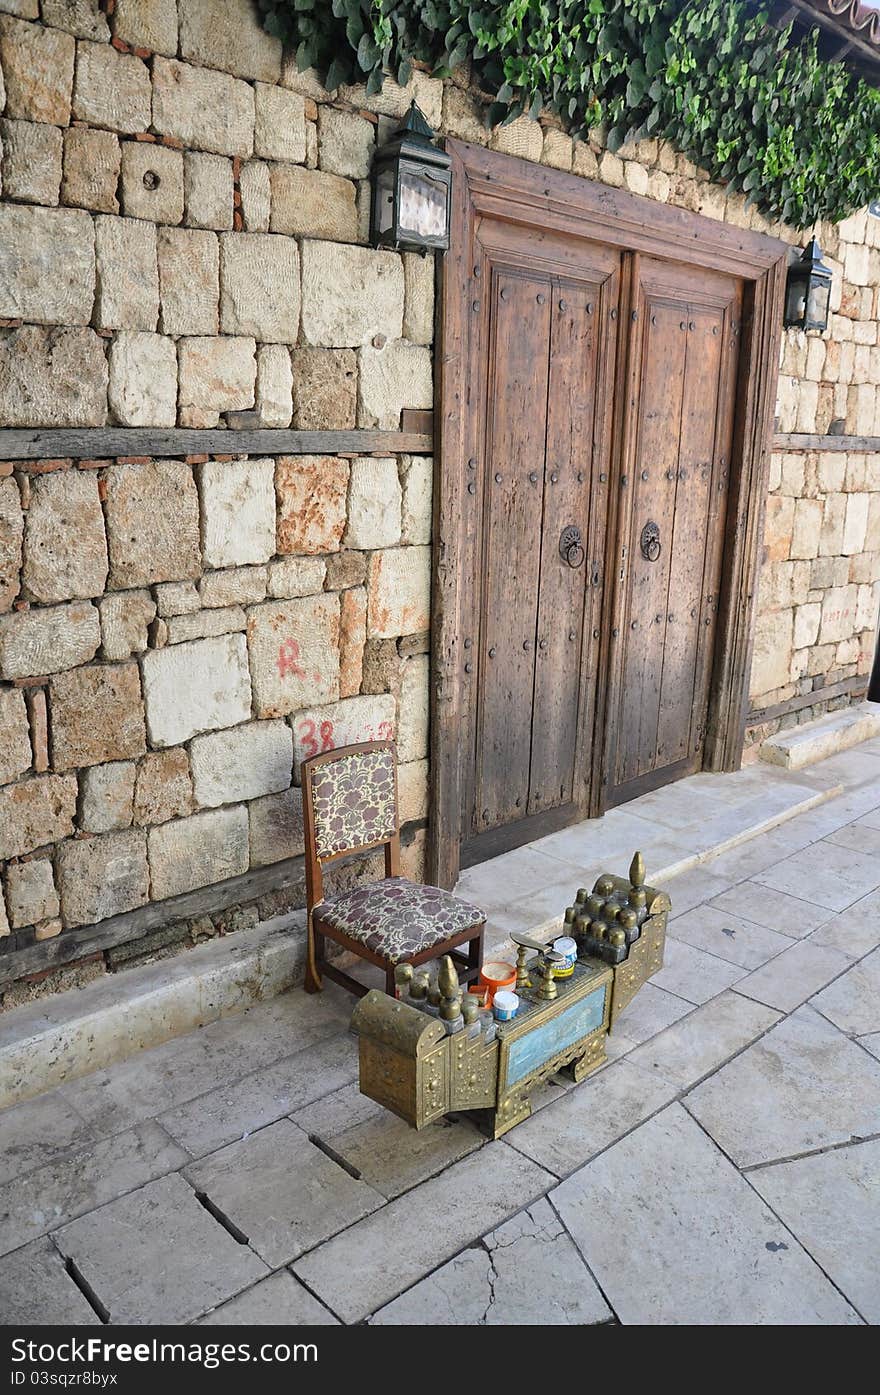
left=559, top=525, right=585, bottom=569
left=640, top=521, right=661, bottom=562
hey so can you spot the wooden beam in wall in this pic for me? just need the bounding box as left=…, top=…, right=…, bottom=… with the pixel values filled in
left=772, top=433, right=880, bottom=452
left=0, top=426, right=434, bottom=461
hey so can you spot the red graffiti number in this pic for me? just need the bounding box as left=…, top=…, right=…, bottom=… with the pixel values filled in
left=277, top=638, right=307, bottom=680
left=298, top=718, right=336, bottom=759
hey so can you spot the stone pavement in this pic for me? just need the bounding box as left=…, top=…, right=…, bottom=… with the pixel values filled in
left=1, top=740, right=880, bottom=1325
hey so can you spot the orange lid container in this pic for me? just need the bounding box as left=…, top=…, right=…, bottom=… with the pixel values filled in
left=478, top=960, right=516, bottom=1005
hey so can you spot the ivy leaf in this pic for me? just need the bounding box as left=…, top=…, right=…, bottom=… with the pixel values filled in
left=325, top=56, right=348, bottom=91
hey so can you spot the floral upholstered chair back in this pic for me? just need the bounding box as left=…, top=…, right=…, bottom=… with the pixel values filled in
left=307, top=742, right=398, bottom=860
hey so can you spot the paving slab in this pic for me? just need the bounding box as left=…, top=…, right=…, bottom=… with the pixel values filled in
left=372, top=1197, right=611, bottom=1325
left=551, top=1104, right=860, bottom=1325
left=649, top=936, right=746, bottom=1005
left=199, top=1270, right=339, bottom=1325
left=709, top=882, right=830, bottom=939
left=664, top=866, right=737, bottom=918
left=455, top=846, right=579, bottom=913
left=55, top=1174, right=268, bottom=1325
left=506, top=1059, right=678, bottom=1178
left=824, top=821, right=880, bottom=856
left=808, top=887, right=880, bottom=960
left=748, top=1139, right=880, bottom=1325
left=732, top=940, right=851, bottom=1014
left=0, top=1088, right=95, bottom=1185
left=0, top=1236, right=99, bottom=1325
left=685, top=1006, right=880, bottom=1168
left=859, top=805, right=880, bottom=829
left=0, top=1121, right=187, bottom=1256
left=751, top=840, right=880, bottom=912
left=607, top=981, right=694, bottom=1045
left=627, top=990, right=781, bottom=1089
left=669, top=905, right=794, bottom=969
left=306, top=1108, right=483, bottom=1200
left=184, top=1118, right=384, bottom=1267
left=858, top=1033, right=880, bottom=1062
left=696, top=823, right=816, bottom=881
left=291, top=1081, right=386, bottom=1137
left=810, top=948, right=880, bottom=1037
left=293, top=1141, right=554, bottom=1323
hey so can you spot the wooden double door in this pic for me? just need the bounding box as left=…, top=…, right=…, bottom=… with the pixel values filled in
left=459, top=213, right=742, bottom=866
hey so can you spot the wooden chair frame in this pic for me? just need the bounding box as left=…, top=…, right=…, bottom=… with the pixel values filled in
left=301, top=740, right=484, bottom=999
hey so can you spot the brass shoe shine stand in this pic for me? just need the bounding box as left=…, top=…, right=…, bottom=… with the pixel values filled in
left=351, top=852, right=671, bottom=1139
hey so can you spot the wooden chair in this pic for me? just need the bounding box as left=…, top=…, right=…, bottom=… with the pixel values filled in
left=301, top=739, right=485, bottom=999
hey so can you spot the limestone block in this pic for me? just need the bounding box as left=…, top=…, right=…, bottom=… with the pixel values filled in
left=818, top=585, right=859, bottom=645
left=5, top=857, right=58, bottom=928
left=72, top=41, right=150, bottom=134
left=358, top=341, right=432, bottom=429
left=367, top=546, right=431, bottom=639
left=246, top=593, right=340, bottom=718
left=325, top=551, right=366, bottom=592
left=790, top=498, right=823, bottom=562
left=572, top=141, right=600, bottom=180
left=341, top=70, right=442, bottom=128
left=856, top=580, right=879, bottom=633
left=345, top=458, right=401, bottom=549
left=0, top=600, right=100, bottom=679
left=844, top=242, right=870, bottom=287
left=300, top=241, right=403, bottom=347
left=540, top=128, right=572, bottom=172
left=0, top=0, right=41, bottom=16
left=763, top=495, right=795, bottom=562
left=254, top=83, right=306, bottom=163
left=396, top=654, right=429, bottom=763
left=191, top=719, right=292, bottom=808
left=0, top=325, right=108, bottom=428
left=120, top=142, right=184, bottom=225
left=240, top=160, right=270, bottom=233
left=108, top=332, right=177, bottom=428
left=42, top=0, right=108, bottom=39
left=198, top=458, right=275, bottom=569
left=200, top=566, right=267, bottom=609
left=400, top=455, right=432, bottom=545
left=0, top=118, right=62, bottom=204
left=0, top=205, right=95, bottom=325
left=842, top=495, right=869, bottom=556
left=0, top=773, right=77, bottom=859
left=290, top=692, right=396, bottom=773
left=49, top=661, right=146, bottom=771
left=256, top=344, right=292, bottom=427
left=133, top=748, right=192, bottom=826
left=178, top=336, right=256, bottom=427
left=183, top=152, right=233, bottom=231
left=57, top=827, right=149, bottom=927
left=818, top=494, right=847, bottom=557
left=749, top=609, right=794, bottom=700
left=23, top=469, right=108, bottom=604
left=179, top=0, right=282, bottom=83
left=148, top=803, right=249, bottom=899
left=142, top=632, right=251, bottom=747
left=79, top=760, right=136, bottom=834
left=398, top=758, right=428, bottom=824
left=290, top=348, right=356, bottom=430
left=98, top=589, right=155, bottom=661
left=793, top=602, right=821, bottom=651
left=339, top=586, right=366, bottom=698
left=278, top=58, right=326, bottom=99
left=0, top=16, right=74, bottom=124
left=0, top=686, right=30, bottom=784
left=275, top=456, right=348, bottom=555
left=157, top=228, right=218, bottom=337
left=219, top=234, right=299, bottom=344
left=164, top=605, right=246, bottom=644
left=316, top=106, right=374, bottom=180
left=598, top=152, right=623, bottom=187
left=158, top=582, right=203, bottom=618
left=490, top=115, right=542, bottom=161
left=61, top=127, right=120, bottom=214
left=266, top=556, right=326, bottom=600
left=105, top=460, right=201, bottom=588
left=442, top=85, right=487, bottom=144
left=94, top=216, right=158, bottom=332
left=248, top=786, right=303, bottom=867
left=114, top=0, right=178, bottom=54
left=403, top=254, right=435, bottom=346
left=0, top=475, right=23, bottom=612
left=152, top=58, right=255, bottom=159
left=269, top=163, right=358, bottom=244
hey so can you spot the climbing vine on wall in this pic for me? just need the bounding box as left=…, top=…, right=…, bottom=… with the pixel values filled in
left=256, top=0, right=880, bottom=228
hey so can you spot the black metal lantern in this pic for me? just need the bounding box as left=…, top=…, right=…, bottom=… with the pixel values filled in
left=784, top=238, right=833, bottom=332
left=370, top=103, right=452, bottom=253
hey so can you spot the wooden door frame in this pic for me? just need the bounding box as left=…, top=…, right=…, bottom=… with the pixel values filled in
left=428, top=139, right=788, bottom=890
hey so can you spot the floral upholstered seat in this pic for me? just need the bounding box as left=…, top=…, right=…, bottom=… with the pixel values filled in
left=312, top=877, right=485, bottom=965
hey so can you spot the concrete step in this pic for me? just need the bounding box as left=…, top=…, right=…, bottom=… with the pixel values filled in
left=759, top=703, right=880, bottom=771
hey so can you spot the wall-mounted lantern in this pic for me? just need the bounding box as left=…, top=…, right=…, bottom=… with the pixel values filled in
left=784, top=238, right=833, bottom=333
left=370, top=102, right=451, bottom=254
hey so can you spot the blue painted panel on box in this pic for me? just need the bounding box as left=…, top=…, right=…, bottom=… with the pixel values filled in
left=504, top=985, right=607, bottom=1086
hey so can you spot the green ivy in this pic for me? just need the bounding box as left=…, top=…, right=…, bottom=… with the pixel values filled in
left=256, top=0, right=880, bottom=227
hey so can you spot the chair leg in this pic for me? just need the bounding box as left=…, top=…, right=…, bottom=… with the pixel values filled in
left=304, top=922, right=324, bottom=994
left=467, top=927, right=483, bottom=983
left=385, top=965, right=397, bottom=997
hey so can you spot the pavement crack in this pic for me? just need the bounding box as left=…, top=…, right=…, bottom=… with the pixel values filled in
left=63, top=1256, right=110, bottom=1323
left=194, top=1190, right=250, bottom=1245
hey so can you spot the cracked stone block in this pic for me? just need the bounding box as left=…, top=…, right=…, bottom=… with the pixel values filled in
left=98, top=589, right=155, bottom=661
left=0, top=325, right=108, bottom=428
left=0, top=205, right=95, bottom=325
left=142, top=633, right=252, bottom=746
left=6, top=858, right=59, bottom=928
left=290, top=694, right=396, bottom=774
left=178, top=336, right=255, bottom=428
left=183, top=152, right=233, bottom=231
left=246, top=594, right=340, bottom=719
left=23, top=469, right=108, bottom=604
left=105, top=460, right=201, bottom=588
left=254, top=82, right=305, bottom=162
left=114, top=0, right=178, bottom=55
left=0, top=600, right=100, bottom=680
left=247, top=786, right=304, bottom=867
left=108, top=332, right=178, bottom=427
left=358, top=341, right=433, bottom=429
left=318, top=107, right=374, bottom=179
left=0, top=774, right=78, bottom=860
left=219, top=234, right=299, bottom=344
left=266, top=556, right=326, bottom=600
left=94, top=215, right=158, bottom=332
left=0, top=1238, right=97, bottom=1326
left=367, top=547, right=431, bottom=639
left=148, top=804, right=249, bottom=900
left=49, top=661, right=146, bottom=771
left=43, top=0, right=108, bottom=41
left=158, top=227, right=219, bottom=336
left=400, top=455, right=432, bottom=545
left=61, top=127, right=120, bottom=214
left=72, top=40, right=150, bottom=134
left=199, top=458, right=275, bottom=568
left=290, top=349, right=356, bottom=430
left=0, top=15, right=75, bottom=125
left=269, top=164, right=358, bottom=243
left=120, top=142, right=184, bottom=225
left=191, top=719, right=292, bottom=808
left=79, top=760, right=136, bottom=833
left=300, top=241, right=403, bottom=347
left=133, top=748, right=192, bottom=826
left=0, top=686, right=31, bottom=784
left=153, top=58, right=255, bottom=159
left=0, top=118, right=63, bottom=204
left=275, top=456, right=348, bottom=556
left=240, top=160, right=270, bottom=233
left=345, top=458, right=402, bottom=549
left=57, top=827, right=149, bottom=927
left=0, top=476, right=23, bottom=614
left=179, top=0, right=282, bottom=83
left=199, top=566, right=267, bottom=609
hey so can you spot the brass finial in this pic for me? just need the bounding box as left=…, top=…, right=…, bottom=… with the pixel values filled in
left=630, top=851, right=645, bottom=889
left=438, top=955, right=462, bottom=1020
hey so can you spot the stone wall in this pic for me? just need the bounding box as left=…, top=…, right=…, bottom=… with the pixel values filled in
left=0, top=0, right=878, bottom=991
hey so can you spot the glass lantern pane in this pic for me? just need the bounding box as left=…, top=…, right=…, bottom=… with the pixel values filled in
left=376, top=166, right=396, bottom=236
left=805, top=279, right=831, bottom=331
left=785, top=276, right=807, bottom=327
left=398, top=167, right=448, bottom=240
